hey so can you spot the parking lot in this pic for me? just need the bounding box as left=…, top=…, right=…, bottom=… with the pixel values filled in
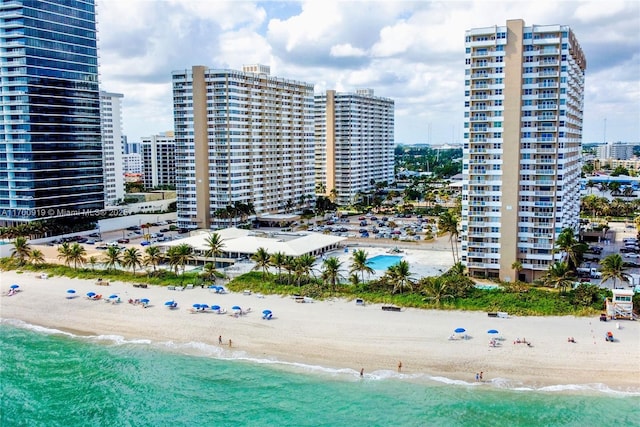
left=304, top=212, right=436, bottom=241
left=583, top=222, right=640, bottom=290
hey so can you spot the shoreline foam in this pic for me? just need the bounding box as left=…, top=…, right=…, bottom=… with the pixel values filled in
left=1, top=271, right=639, bottom=393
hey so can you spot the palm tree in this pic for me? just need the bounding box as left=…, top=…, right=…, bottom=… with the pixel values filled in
left=122, top=247, right=143, bottom=275
left=349, top=249, right=374, bottom=284
left=251, top=247, right=271, bottom=279
left=28, top=249, right=46, bottom=266
left=103, top=246, right=122, bottom=271
left=282, top=255, right=296, bottom=285
left=553, top=228, right=586, bottom=270
left=143, top=246, right=162, bottom=272
left=203, top=262, right=217, bottom=281
left=421, top=276, right=454, bottom=305
left=543, top=261, right=576, bottom=294
left=270, top=251, right=287, bottom=282
left=67, top=243, right=87, bottom=269
left=88, top=256, right=98, bottom=271
left=511, top=260, right=523, bottom=281
left=204, top=232, right=225, bottom=273
left=387, top=260, right=413, bottom=294
left=167, top=244, right=193, bottom=275
left=294, top=254, right=316, bottom=286
left=438, top=210, right=459, bottom=263
left=57, top=242, right=72, bottom=267
left=10, top=236, right=32, bottom=266
left=321, top=256, right=343, bottom=294
left=599, top=254, right=630, bottom=289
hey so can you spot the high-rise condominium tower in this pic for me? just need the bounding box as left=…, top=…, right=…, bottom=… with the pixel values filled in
left=315, top=89, right=395, bottom=205
left=100, top=91, right=125, bottom=206
left=0, top=0, right=102, bottom=225
left=462, top=19, right=586, bottom=282
left=141, top=132, right=176, bottom=189
left=172, top=65, right=314, bottom=229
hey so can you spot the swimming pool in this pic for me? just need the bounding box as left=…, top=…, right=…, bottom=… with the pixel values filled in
left=474, top=284, right=501, bottom=290
left=368, top=255, right=402, bottom=270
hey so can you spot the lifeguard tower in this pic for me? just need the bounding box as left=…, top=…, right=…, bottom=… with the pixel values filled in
left=605, top=289, right=636, bottom=320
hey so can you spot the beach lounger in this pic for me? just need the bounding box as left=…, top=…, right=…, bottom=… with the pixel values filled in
left=355, top=298, right=365, bottom=306
left=167, top=286, right=175, bottom=290
left=186, top=284, right=194, bottom=290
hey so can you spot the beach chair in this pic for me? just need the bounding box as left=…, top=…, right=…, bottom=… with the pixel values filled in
left=186, top=284, right=194, bottom=290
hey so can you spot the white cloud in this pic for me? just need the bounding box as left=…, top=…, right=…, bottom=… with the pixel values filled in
left=330, top=43, right=367, bottom=58
left=96, top=0, right=640, bottom=144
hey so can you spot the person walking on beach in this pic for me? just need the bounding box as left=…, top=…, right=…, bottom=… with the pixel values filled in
left=397, top=361, right=402, bottom=373
left=228, top=339, right=232, bottom=348
left=360, top=368, right=364, bottom=378
left=479, top=371, right=483, bottom=381
left=218, top=335, right=222, bottom=345
left=475, top=373, right=480, bottom=382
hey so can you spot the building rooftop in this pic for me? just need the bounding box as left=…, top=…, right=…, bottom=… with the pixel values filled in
left=162, top=227, right=347, bottom=258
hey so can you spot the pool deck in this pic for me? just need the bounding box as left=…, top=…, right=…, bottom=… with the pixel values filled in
left=328, top=244, right=455, bottom=280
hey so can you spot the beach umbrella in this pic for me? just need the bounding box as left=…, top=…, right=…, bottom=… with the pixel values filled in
left=487, top=329, right=499, bottom=334
left=200, top=304, right=209, bottom=309
left=10, top=284, right=19, bottom=289
left=86, top=292, right=96, bottom=297
left=232, top=305, right=241, bottom=311
left=262, top=310, right=272, bottom=315
left=454, top=328, right=466, bottom=333
left=67, top=289, right=76, bottom=294
left=192, top=303, right=201, bottom=309
left=140, top=298, right=150, bottom=304
left=109, top=294, right=118, bottom=299
left=164, top=300, right=175, bottom=306
left=211, top=305, right=221, bottom=310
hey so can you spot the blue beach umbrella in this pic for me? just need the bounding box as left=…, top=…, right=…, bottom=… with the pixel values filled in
left=109, top=294, right=118, bottom=299
left=487, top=329, right=499, bottom=334
left=67, top=289, right=76, bottom=294
left=164, top=300, right=175, bottom=306
left=232, top=305, right=241, bottom=311
left=86, top=292, right=96, bottom=297
left=200, top=304, right=209, bottom=309
left=211, top=305, right=221, bottom=310
left=10, top=284, right=19, bottom=289
left=454, top=328, right=466, bottom=333
left=262, top=310, right=272, bottom=315
left=192, top=303, right=201, bottom=309
left=140, top=298, right=150, bottom=304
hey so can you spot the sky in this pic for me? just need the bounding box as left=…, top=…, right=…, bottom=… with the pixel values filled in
left=96, top=0, right=640, bottom=145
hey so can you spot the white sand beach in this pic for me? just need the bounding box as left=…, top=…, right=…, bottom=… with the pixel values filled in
left=2, top=270, right=639, bottom=391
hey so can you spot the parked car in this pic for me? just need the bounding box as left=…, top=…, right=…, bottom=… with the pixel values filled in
left=160, top=228, right=170, bottom=233
left=117, top=238, right=130, bottom=244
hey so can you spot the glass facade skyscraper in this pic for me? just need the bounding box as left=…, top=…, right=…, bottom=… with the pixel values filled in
left=0, top=0, right=103, bottom=225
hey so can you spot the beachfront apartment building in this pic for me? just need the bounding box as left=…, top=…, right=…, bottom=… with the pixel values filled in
left=461, top=19, right=586, bottom=282
left=172, top=64, right=315, bottom=230
left=100, top=91, right=125, bottom=206
left=314, top=89, right=395, bottom=205
left=123, top=153, right=143, bottom=174
left=141, top=132, right=176, bottom=189
left=596, top=142, right=635, bottom=160
left=0, top=0, right=103, bottom=225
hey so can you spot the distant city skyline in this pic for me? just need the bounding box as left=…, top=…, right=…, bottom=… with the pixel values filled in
left=96, top=0, right=639, bottom=145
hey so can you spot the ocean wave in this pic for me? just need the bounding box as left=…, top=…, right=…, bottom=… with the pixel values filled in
left=1, top=318, right=75, bottom=337
left=3, top=317, right=639, bottom=397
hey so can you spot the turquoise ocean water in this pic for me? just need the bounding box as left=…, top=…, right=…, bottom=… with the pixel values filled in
left=1, top=320, right=639, bottom=427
